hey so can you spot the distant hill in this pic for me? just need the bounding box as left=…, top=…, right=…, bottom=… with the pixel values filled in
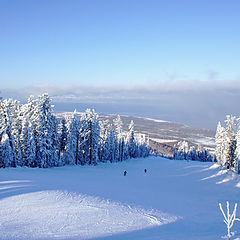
left=55, top=112, right=216, bottom=157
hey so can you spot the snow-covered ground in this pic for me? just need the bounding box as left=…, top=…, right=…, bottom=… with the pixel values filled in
left=0, top=157, right=240, bottom=240
left=138, top=117, right=168, bottom=123
left=192, top=136, right=216, bottom=147
left=150, top=138, right=178, bottom=144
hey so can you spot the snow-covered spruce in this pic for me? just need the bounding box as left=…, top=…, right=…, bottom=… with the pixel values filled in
left=0, top=93, right=150, bottom=168
left=215, top=115, right=240, bottom=173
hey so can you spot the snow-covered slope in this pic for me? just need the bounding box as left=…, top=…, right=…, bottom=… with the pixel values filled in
left=0, top=191, right=176, bottom=240
left=0, top=157, right=239, bottom=240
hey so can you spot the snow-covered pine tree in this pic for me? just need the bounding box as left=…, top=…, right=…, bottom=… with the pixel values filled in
left=113, top=127, right=119, bottom=161
left=23, top=95, right=37, bottom=120
left=197, top=145, right=205, bottom=161
left=0, top=98, right=10, bottom=168
left=5, top=99, right=22, bottom=166
left=0, top=132, right=16, bottom=168
left=224, top=115, right=238, bottom=169
left=104, top=125, right=117, bottom=163
left=189, top=146, right=197, bottom=161
left=0, top=100, right=7, bottom=168
left=185, top=145, right=193, bottom=161
left=4, top=99, right=23, bottom=166
left=0, top=98, right=16, bottom=167
left=66, top=110, right=81, bottom=165
left=0, top=99, right=6, bottom=145
left=113, top=115, right=123, bottom=161
left=134, top=133, right=150, bottom=158
left=215, top=122, right=226, bottom=170
left=126, top=120, right=137, bottom=159
left=122, top=138, right=128, bottom=160
left=32, top=93, right=57, bottom=168
left=199, top=150, right=208, bottom=162
left=98, top=119, right=110, bottom=162
left=174, top=141, right=189, bottom=160
left=49, top=113, right=59, bottom=166
left=138, top=142, right=150, bottom=158
left=80, top=109, right=100, bottom=165
left=0, top=103, right=16, bottom=167
left=20, top=118, right=37, bottom=167
left=113, top=116, right=127, bottom=161
left=174, top=142, right=182, bottom=160
left=235, top=129, right=240, bottom=173
left=58, top=118, right=68, bottom=166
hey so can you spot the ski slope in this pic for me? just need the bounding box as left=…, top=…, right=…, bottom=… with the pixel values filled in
left=0, top=157, right=239, bottom=240
left=0, top=190, right=176, bottom=240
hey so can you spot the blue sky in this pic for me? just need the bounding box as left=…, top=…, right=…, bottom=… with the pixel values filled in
left=0, top=0, right=240, bottom=87
left=0, top=0, right=240, bottom=129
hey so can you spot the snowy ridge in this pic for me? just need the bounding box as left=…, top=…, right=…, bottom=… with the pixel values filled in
left=0, top=190, right=178, bottom=240
left=150, top=138, right=177, bottom=144
left=141, top=117, right=168, bottom=123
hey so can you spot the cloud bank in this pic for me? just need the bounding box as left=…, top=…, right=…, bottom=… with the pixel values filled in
left=1, top=80, right=240, bottom=130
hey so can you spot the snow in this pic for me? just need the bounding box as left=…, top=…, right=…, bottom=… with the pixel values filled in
left=150, top=138, right=177, bottom=143
left=0, top=191, right=176, bottom=240
left=193, top=137, right=216, bottom=147
left=141, top=117, right=168, bottom=123
left=0, top=157, right=240, bottom=240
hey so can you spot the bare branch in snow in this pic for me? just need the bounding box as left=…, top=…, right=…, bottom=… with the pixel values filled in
left=219, top=201, right=240, bottom=239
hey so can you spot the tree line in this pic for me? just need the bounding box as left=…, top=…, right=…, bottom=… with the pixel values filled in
left=173, top=140, right=215, bottom=162
left=0, top=93, right=150, bottom=168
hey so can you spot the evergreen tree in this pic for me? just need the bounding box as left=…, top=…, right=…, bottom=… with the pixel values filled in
left=138, top=141, right=150, bottom=158
left=98, top=119, right=109, bottom=162
left=235, top=130, right=240, bottom=173
left=20, top=118, right=36, bottom=167
left=215, top=122, right=226, bottom=169
left=126, top=120, right=137, bottom=159
left=104, top=125, right=117, bottom=163
left=0, top=132, right=15, bottom=168
left=113, top=115, right=123, bottom=161
left=32, top=93, right=57, bottom=168
left=58, top=118, right=68, bottom=166
left=4, top=99, right=22, bottom=166
left=0, top=104, right=16, bottom=167
left=0, top=101, right=6, bottom=149
left=66, top=110, right=81, bottom=165
left=174, top=141, right=189, bottom=160
left=80, top=109, right=100, bottom=165
left=224, top=115, right=238, bottom=169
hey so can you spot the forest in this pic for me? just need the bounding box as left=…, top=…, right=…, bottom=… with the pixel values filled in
left=0, top=93, right=150, bottom=168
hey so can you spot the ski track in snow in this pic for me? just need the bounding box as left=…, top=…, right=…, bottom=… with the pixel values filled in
left=0, top=190, right=177, bottom=240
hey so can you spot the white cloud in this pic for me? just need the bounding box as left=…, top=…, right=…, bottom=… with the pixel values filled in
left=1, top=80, right=240, bottom=130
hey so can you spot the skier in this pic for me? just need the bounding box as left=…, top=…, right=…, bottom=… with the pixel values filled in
left=124, top=170, right=127, bottom=176
left=144, top=169, right=147, bottom=173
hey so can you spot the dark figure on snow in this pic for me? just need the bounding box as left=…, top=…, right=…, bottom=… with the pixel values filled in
left=124, top=170, right=127, bottom=176
left=144, top=169, right=147, bottom=173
